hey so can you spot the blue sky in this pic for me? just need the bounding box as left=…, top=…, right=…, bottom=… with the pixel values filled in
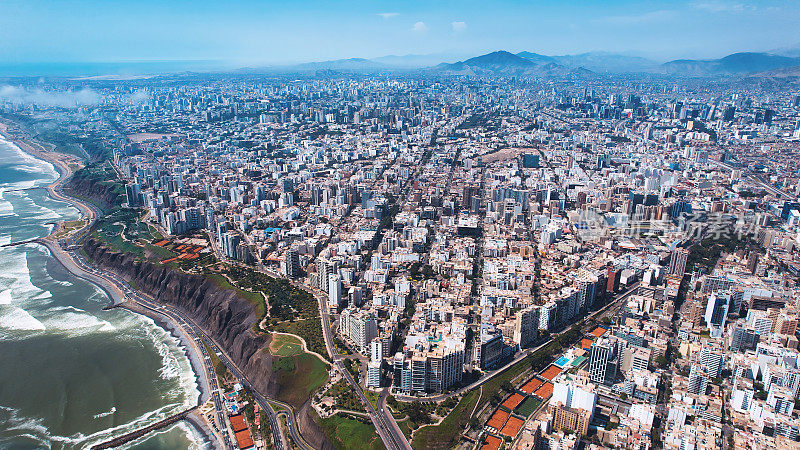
left=1, top=0, right=798, bottom=66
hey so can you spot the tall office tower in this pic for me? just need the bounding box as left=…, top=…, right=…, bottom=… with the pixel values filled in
left=285, top=248, right=300, bottom=278
left=723, top=105, right=736, bottom=122
left=688, top=364, right=709, bottom=395
left=668, top=248, right=689, bottom=277
left=588, top=338, right=619, bottom=385
left=705, top=292, right=730, bottom=338
left=328, top=274, right=342, bottom=308
left=125, top=183, right=141, bottom=206
left=513, top=306, right=539, bottom=349
left=699, top=345, right=725, bottom=377
left=316, top=258, right=336, bottom=292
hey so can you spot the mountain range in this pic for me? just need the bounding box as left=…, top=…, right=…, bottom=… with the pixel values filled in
left=266, top=49, right=800, bottom=77
left=661, top=52, right=800, bottom=75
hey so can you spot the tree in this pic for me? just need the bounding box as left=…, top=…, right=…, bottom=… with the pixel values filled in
left=620, top=392, right=628, bottom=400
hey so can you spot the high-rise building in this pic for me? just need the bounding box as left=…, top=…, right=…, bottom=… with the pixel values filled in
left=125, top=182, right=141, bottom=206
left=340, top=308, right=378, bottom=353
left=474, top=323, right=505, bottom=370
left=775, top=315, right=798, bottom=336
left=728, top=325, right=759, bottom=352
left=222, top=231, right=240, bottom=259
left=551, top=403, right=591, bottom=435
left=328, top=274, right=342, bottom=308
left=367, top=360, right=382, bottom=388
left=705, top=292, right=730, bottom=338
left=668, top=248, right=689, bottom=277
left=621, top=346, right=651, bottom=373
left=316, top=258, right=337, bottom=292
left=392, top=336, right=465, bottom=394
left=513, top=306, right=539, bottom=349
left=699, top=345, right=725, bottom=378
left=688, top=364, right=709, bottom=395
left=285, top=248, right=300, bottom=278
left=551, top=378, right=596, bottom=417
left=588, top=338, right=619, bottom=385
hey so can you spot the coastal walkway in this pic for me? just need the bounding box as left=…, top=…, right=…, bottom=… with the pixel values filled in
left=90, top=407, right=198, bottom=449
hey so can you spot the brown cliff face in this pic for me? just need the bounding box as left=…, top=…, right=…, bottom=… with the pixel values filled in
left=81, top=238, right=332, bottom=448
left=82, top=238, right=278, bottom=396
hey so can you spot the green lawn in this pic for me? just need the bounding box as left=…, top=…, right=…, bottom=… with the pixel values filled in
left=273, top=352, right=329, bottom=409
left=317, top=413, right=385, bottom=450
left=411, top=389, right=480, bottom=450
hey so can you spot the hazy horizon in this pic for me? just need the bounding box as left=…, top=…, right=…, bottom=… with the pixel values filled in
left=2, top=0, right=799, bottom=73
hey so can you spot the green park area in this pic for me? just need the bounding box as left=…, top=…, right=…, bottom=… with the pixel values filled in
left=411, top=389, right=480, bottom=449
left=317, top=413, right=385, bottom=450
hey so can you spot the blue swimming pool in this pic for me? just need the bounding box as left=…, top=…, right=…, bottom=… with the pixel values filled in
left=555, top=356, right=570, bottom=367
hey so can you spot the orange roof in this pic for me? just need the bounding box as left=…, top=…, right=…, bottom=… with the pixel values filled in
left=534, top=381, right=553, bottom=399
left=590, top=327, right=607, bottom=338
left=520, top=377, right=544, bottom=394
left=502, top=393, right=525, bottom=411
left=580, top=338, right=594, bottom=349
left=161, top=257, right=178, bottom=263
left=229, top=414, right=248, bottom=432
left=540, top=365, right=561, bottom=380
left=481, top=435, right=502, bottom=450
left=500, top=416, right=525, bottom=437
left=234, top=429, right=254, bottom=449
left=486, top=409, right=510, bottom=430
left=154, top=240, right=169, bottom=247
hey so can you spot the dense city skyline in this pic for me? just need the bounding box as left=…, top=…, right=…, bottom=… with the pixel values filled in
left=2, top=2, right=800, bottom=449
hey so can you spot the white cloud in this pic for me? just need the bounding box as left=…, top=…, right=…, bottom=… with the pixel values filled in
left=594, top=10, right=675, bottom=25
left=377, top=12, right=399, bottom=19
left=411, top=21, right=428, bottom=33
left=0, top=85, right=101, bottom=108
left=691, top=1, right=753, bottom=13
left=451, top=21, right=467, bottom=32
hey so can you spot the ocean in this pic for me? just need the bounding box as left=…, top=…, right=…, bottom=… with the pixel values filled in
left=0, top=135, right=207, bottom=449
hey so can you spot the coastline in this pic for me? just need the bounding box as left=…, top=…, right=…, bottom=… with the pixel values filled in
left=0, top=121, right=220, bottom=449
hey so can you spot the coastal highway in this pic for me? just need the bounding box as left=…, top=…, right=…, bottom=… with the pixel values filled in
left=65, top=247, right=299, bottom=450
left=41, top=239, right=234, bottom=450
